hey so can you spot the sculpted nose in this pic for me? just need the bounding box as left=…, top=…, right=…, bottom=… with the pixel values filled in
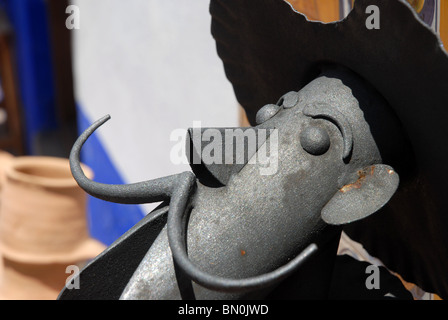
left=186, top=127, right=272, bottom=186
left=255, top=104, right=281, bottom=124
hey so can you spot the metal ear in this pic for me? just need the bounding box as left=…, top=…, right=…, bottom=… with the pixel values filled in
left=321, top=164, right=399, bottom=225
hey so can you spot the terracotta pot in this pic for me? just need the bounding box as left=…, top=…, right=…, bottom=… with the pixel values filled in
left=0, top=150, right=13, bottom=284
left=0, top=156, right=105, bottom=299
left=0, top=156, right=105, bottom=264
left=0, top=258, right=83, bottom=300
left=0, top=150, right=13, bottom=191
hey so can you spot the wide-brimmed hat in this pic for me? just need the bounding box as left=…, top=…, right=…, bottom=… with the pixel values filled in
left=210, top=0, right=448, bottom=297
left=0, top=156, right=105, bottom=264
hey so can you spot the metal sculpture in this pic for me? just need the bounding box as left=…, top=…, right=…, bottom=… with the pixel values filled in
left=59, top=0, right=448, bottom=299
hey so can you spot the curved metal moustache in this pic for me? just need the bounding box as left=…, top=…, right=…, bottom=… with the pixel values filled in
left=60, top=66, right=402, bottom=299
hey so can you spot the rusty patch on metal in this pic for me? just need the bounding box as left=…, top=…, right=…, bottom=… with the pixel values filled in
left=340, top=166, right=375, bottom=193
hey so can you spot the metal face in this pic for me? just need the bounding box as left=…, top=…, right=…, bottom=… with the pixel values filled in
left=60, top=67, right=400, bottom=300
left=59, top=0, right=448, bottom=300
left=210, top=0, right=448, bottom=297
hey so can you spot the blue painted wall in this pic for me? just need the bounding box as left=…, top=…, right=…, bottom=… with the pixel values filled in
left=0, top=0, right=58, bottom=154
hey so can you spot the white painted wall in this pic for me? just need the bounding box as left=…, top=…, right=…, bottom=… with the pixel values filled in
left=71, top=0, right=238, bottom=212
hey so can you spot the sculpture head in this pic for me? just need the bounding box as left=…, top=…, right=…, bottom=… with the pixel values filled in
left=60, top=0, right=448, bottom=299
left=189, top=65, right=403, bottom=229
left=205, top=0, right=448, bottom=298
left=62, top=66, right=408, bottom=300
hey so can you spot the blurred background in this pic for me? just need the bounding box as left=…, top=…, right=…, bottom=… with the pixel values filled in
left=0, top=0, right=445, bottom=299
left=0, top=0, right=240, bottom=247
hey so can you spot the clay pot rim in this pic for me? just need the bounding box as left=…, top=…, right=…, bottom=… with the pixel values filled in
left=5, top=156, right=92, bottom=188
left=0, top=237, right=106, bottom=264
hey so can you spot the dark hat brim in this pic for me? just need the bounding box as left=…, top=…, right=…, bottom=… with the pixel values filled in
left=210, top=0, right=448, bottom=298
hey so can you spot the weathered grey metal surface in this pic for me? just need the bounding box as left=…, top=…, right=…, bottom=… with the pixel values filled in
left=59, top=0, right=448, bottom=300
left=210, top=0, right=448, bottom=297
left=59, top=65, right=402, bottom=299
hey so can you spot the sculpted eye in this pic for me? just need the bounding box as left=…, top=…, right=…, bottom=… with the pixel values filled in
left=300, top=126, right=331, bottom=156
